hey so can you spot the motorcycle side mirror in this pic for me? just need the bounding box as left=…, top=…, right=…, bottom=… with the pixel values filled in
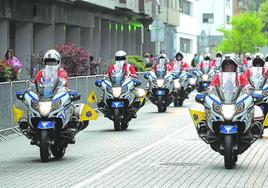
left=69, top=91, right=81, bottom=101
left=195, top=93, right=206, bottom=104
left=16, top=91, right=25, bottom=100
left=133, top=79, right=141, bottom=87
left=95, top=80, right=102, bottom=87
left=144, top=72, right=149, bottom=79
left=253, top=93, right=262, bottom=104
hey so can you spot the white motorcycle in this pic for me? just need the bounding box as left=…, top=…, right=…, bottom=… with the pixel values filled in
left=95, top=68, right=145, bottom=131
left=195, top=60, right=215, bottom=92
left=15, top=68, right=97, bottom=162
left=144, top=66, right=176, bottom=112
left=190, top=72, right=264, bottom=169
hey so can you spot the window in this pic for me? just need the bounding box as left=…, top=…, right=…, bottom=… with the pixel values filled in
left=203, top=13, right=214, bottom=23
left=180, top=38, right=192, bottom=53
left=179, top=0, right=192, bottom=16
left=226, top=15, right=230, bottom=25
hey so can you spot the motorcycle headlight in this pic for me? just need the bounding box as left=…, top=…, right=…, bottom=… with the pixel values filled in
left=39, top=101, right=52, bottom=117
left=202, top=74, right=209, bottom=81
left=52, top=100, right=62, bottom=111
left=235, top=102, right=244, bottom=113
left=157, top=79, right=164, bottom=87
left=213, top=103, right=222, bottom=113
left=189, top=78, right=196, bottom=85
left=112, top=87, right=121, bottom=98
left=222, top=104, right=235, bottom=121
left=106, top=86, right=113, bottom=94
left=263, top=89, right=268, bottom=97
left=174, top=79, right=181, bottom=89
left=31, top=100, right=39, bottom=110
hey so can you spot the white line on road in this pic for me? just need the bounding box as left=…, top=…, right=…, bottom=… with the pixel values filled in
left=71, top=123, right=191, bottom=188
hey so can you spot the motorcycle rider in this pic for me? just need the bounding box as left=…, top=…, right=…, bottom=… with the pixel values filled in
left=171, top=51, right=189, bottom=71
left=104, top=50, right=138, bottom=79
left=151, top=53, right=173, bottom=73
left=199, top=53, right=216, bottom=71
left=213, top=51, right=223, bottom=70
left=33, top=49, right=68, bottom=88
left=245, top=53, right=267, bottom=78
left=99, top=50, right=143, bottom=118
left=210, top=54, right=252, bottom=91
left=242, top=52, right=253, bottom=71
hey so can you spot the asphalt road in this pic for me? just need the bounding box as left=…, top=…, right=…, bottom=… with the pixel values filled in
left=1, top=94, right=268, bottom=188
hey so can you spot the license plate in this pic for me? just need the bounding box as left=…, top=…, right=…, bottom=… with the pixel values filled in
left=37, top=121, right=54, bottom=129
left=111, top=101, right=124, bottom=108
left=156, top=90, right=165, bottom=96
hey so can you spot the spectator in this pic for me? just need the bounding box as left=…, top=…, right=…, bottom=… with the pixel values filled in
left=191, top=53, right=199, bottom=67
left=89, top=56, right=101, bottom=75
left=2, top=49, right=23, bottom=78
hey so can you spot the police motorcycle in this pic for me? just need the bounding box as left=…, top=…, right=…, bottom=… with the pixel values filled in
left=95, top=66, right=145, bottom=131
left=144, top=64, right=177, bottom=112
left=189, top=72, right=264, bottom=169
left=195, top=60, right=215, bottom=92
left=248, top=67, right=268, bottom=133
left=171, top=62, right=193, bottom=107
left=14, top=67, right=97, bottom=162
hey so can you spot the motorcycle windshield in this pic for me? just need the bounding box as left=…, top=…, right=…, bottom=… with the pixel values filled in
left=156, top=64, right=166, bottom=79
left=173, top=62, right=181, bottom=75
left=37, top=66, right=59, bottom=99
left=218, top=72, right=240, bottom=104
left=202, top=60, right=210, bottom=74
left=110, top=65, right=125, bottom=87
left=250, top=67, right=265, bottom=90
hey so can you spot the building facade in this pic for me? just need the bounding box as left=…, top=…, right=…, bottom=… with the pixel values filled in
left=0, top=0, right=180, bottom=79
left=197, top=0, right=233, bottom=55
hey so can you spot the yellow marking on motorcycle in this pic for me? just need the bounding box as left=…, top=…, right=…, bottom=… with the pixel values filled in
left=263, top=114, right=268, bottom=127
left=88, top=90, right=97, bottom=104
left=80, top=104, right=98, bottom=121
left=189, top=108, right=205, bottom=127
left=12, top=105, right=24, bottom=123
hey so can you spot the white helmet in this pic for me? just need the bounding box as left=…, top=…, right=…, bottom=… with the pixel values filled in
left=115, top=50, right=127, bottom=68
left=43, top=49, right=61, bottom=67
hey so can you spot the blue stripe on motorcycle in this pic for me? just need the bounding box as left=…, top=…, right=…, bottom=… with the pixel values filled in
left=208, top=96, right=221, bottom=105
left=37, top=121, right=54, bottom=129
left=236, top=95, right=249, bottom=106
left=28, top=93, right=38, bottom=102
left=111, top=101, right=124, bottom=108
left=220, top=125, right=237, bottom=134
left=122, top=80, right=132, bottom=87
left=52, top=93, right=67, bottom=103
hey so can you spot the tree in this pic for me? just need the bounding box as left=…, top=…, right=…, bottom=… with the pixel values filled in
left=216, top=12, right=267, bottom=55
left=259, top=0, right=268, bottom=31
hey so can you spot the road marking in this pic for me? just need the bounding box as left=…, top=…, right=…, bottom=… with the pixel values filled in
left=71, top=124, right=191, bottom=188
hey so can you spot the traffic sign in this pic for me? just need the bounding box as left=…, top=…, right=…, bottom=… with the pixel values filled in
left=150, top=18, right=165, bottom=42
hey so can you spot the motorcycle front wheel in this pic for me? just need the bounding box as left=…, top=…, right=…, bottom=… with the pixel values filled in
left=157, top=96, right=166, bottom=112
left=40, top=130, right=50, bottom=162
left=223, top=135, right=236, bottom=169
left=114, top=108, right=122, bottom=131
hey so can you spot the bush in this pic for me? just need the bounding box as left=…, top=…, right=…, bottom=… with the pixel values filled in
left=56, top=44, right=90, bottom=76
left=127, top=55, right=145, bottom=72
left=0, top=63, right=17, bottom=82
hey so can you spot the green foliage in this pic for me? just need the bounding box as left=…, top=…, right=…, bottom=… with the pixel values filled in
left=216, top=12, right=267, bottom=55
left=259, top=0, right=268, bottom=31
left=127, top=55, right=146, bottom=72
left=0, top=63, right=17, bottom=82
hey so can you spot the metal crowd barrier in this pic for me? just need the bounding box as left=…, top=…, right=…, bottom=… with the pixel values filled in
left=0, top=73, right=146, bottom=141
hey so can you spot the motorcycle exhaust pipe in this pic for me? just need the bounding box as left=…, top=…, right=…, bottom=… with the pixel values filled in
left=251, top=121, right=263, bottom=137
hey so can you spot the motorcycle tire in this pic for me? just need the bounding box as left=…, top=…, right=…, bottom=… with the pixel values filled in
left=157, top=96, right=166, bottom=112
left=224, top=135, right=235, bottom=169
left=40, top=130, right=50, bottom=162
left=178, top=100, right=183, bottom=107
left=51, top=146, right=66, bottom=159
left=121, top=120, right=129, bottom=130
left=174, top=99, right=179, bottom=107
left=114, top=108, right=122, bottom=131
